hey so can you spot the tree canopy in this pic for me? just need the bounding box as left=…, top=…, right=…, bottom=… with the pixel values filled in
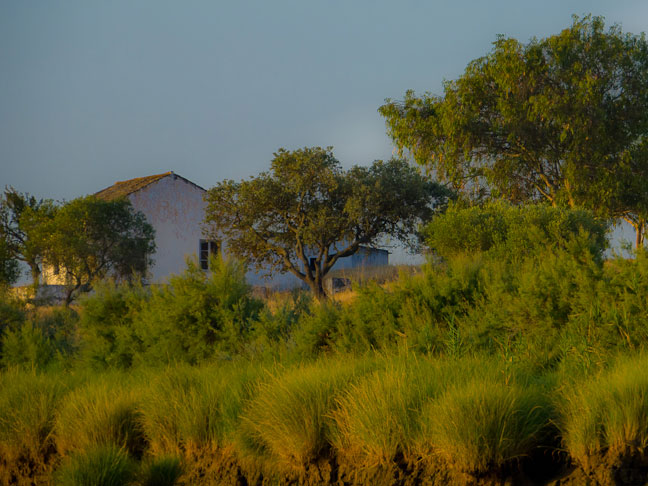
left=0, top=188, right=57, bottom=285
left=380, top=15, right=648, bottom=246
left=42, top=196, right=156, bottom=304
left=204, top=147, right=449, bottom=299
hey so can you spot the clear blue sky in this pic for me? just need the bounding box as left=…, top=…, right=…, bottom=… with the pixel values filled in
left=1, top=1, right=646, bottom=202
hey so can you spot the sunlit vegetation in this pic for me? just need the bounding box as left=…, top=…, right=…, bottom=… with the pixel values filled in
left=1, top=204, right=648, bottom=485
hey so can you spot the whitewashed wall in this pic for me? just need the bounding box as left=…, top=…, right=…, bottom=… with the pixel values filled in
left=128, top=174, right=207, bottom=282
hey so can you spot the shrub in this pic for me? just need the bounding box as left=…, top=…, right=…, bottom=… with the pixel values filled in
left=0, top=322, right=56, bottom=370
left=331, top=355, right=484, bottom=466
left=54, top=445, right=137, bottom=486
left=426, top=201, right=608, bottom=263
left=133, top=256, right=262, bottom=365
left=77, top=280, right=148, bottom=369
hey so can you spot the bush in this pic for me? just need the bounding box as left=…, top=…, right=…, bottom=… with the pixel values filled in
left=132, top=256, right=262, bottom=365
left=77, top=280, right=148, bottom=369
left=331, top=355, right=486, bottom=466
left=426, top=201, right=608, bottom=263
left=0, top=322, right=56, bottom=370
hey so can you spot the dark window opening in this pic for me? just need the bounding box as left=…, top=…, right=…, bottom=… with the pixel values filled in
left=200, top=240, right=219, bottom=270
left=309, top=257, right=317, bottom=273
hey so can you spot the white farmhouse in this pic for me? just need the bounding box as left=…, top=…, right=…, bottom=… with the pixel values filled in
left=87, top=171, right=389, bottom=290
left=94, top=171, right=211, bottom=282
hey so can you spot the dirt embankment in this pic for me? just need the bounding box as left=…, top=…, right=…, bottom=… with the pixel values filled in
left=172, top=449, right=648, bottom=486
left=3, top=447, right=648, bottom=486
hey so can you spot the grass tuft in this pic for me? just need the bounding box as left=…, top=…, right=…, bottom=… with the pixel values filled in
left=137, top=455, right=183, bottom=486
left=55, top=375, right=146, bottom=458
left=559, top=352, right=648, bottom=471
left=54, top=444, right=137, bottom=486
left=420, top=378, right=552, bottom=475
left=236, top=356, right=372, bottom=470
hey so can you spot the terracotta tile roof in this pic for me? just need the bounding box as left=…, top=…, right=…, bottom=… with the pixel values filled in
left=94, top=172, right=173, bottom=201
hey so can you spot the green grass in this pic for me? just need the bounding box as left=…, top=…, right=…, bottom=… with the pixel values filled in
left=137, top=455, right=183, bottom=486
left=54, top=445, right=137, bottom=486
left=236, top=356, right=374, bottom=470
left=0, top=371, right=70, bottom=463
left=138, top=363, right=257, bottom=457
left=54, top=374, right=146, bottom=458
left=559, top=352, right=648, bottom=472
left=330, top=355, right=485, bottom=467
left=419, top=376, right=552, bottom=475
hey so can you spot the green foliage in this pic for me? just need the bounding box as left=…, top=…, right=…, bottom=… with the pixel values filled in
left=0, top=236, right=19, bottom=286
left=426, top=201, right=608, bottom=262
left=54, top=445, right=137, bottom=486
left=77, top=280, right=148, bottom=369
left=43, top=196, right=155, bottom=304
left=380, top=15, right=648, bottom=243
left=0, top=371, right=70, bottom=466
left=205, top=147, right=449, bottom=299
left=77, top=256, right=261, bottom=368
left=330, top=356, right=483, bottom=466
left=0, top=321, right=56, bottom=370
left=133, top=256, right=262, bottom=365
left=0, top=305, right=78, bottom=371
left=0, top=187, right=57, bottom=285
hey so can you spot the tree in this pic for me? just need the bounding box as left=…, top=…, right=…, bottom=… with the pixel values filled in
left=0, top=237, right=19, bottom=286
left=0, top=188, right=57, bottom=286
left=380, top=16, right=648, bottom=246
left=43, top=196, right=156, bottom=305
left=204, top=147, right=449, bottom=300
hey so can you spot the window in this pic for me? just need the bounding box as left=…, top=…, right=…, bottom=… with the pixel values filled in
left=309, top=257, right=317, bottom=273
left=199, top=240, right=219, bottom=270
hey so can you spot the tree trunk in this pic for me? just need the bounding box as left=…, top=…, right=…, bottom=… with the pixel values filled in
left=636, top=220, right=645, bottom=249
left=308, top=278, right=329, bottom=302
left=29, top=263, right=40, bottom=287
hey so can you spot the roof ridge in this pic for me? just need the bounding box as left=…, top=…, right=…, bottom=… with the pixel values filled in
left=94, top=171, right=205, bottom=201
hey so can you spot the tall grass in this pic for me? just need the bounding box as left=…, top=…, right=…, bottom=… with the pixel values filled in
left=559, top=352, right=648, bottom=472
left=331, top=355, right=485, bottom=467
left=419, top=377, right=552, bottom=475
left=0, top=370, right=73, bottom=485
left=138, top=363, right=258, bottom=457
left=55, top=374, right=146, bottom=458
left=54, top=445, right=137, bottom=486
left=236, top=356, right=374, bottom=470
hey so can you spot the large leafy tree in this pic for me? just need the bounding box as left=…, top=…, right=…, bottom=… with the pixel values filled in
left=204, top=147, right=449, bottom=299
left=43, top=196, right=156, bottom=304
left=0, top=188, right=57, bottom=285
left=380, top=16, right=648, bottom=246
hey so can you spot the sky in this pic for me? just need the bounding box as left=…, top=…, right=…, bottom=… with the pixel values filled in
left=2, top=1, right=647, bottom=202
